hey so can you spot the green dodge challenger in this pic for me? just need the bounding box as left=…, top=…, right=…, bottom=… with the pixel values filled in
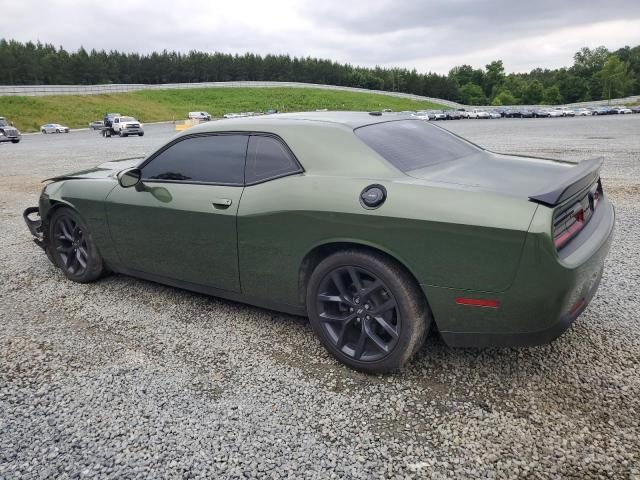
left=24, top=112, right=615, bottom=372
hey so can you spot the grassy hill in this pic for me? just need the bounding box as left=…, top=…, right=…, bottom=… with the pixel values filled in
left=0, top=87, right=445, bottom=132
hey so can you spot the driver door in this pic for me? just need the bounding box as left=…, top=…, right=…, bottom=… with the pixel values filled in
left=105, top=133, right=248, bottom=293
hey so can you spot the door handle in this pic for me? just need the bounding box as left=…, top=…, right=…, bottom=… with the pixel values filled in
left=212, top=198, right=232, bottom=208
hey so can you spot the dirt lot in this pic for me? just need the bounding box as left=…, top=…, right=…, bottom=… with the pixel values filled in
left=1, top=115, right=639, bottom=479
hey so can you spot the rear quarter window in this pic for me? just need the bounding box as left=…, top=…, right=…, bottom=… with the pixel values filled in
left=354, top=120, right=478, bottom=172
left=245, top=135, right=301, bottom=184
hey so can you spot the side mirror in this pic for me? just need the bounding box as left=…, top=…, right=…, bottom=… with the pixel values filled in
left=117, top=168, right=142, bottom=188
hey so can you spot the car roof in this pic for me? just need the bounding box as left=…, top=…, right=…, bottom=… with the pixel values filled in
left=184, top=111, right=417, bottom=135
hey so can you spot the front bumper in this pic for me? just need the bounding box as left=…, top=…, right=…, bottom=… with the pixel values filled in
left=23, top=207, right=47, bottom=249
left=0, top=134, right=21, bottom=142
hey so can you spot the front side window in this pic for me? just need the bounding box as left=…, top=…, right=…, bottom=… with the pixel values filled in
left=142, top=134, right=248, bottom=184
left=355, top=119, right=478, bottom=173
left=245, top=135, right=301, bottom=184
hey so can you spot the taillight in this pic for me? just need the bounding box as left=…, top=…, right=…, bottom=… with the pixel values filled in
left=553, top=179, right=601, bottom=250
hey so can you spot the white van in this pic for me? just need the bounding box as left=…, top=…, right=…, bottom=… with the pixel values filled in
left=188, top=112, right=211, bottom=121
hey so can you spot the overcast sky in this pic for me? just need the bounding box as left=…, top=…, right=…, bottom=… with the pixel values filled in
left=2, top=0, right=640, bottom=74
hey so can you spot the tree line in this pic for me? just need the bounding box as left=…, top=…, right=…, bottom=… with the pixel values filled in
left=1, top=39, right=638, bottom=105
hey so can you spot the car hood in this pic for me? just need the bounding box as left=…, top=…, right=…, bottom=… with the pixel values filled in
left=44, top=157, right=142, bottom=182
left=405, top=151, right=578, bottom=200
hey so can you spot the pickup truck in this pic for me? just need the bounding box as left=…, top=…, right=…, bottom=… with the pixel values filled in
left=100, top=114, right=144, bottom=137
left=111, top=116, right=144, bottom=137
left=0, top=116, right=21, bottom=143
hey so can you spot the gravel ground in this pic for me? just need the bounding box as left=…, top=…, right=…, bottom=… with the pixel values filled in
left=1, top=116, right=639, bottom=479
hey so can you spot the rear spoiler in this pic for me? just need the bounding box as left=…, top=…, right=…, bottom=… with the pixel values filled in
left=529, top=157, right=603, bottom=207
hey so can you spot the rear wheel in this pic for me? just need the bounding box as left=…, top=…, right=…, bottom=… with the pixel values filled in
left=306, top=250, right=430, bottom=373
left=48, top=208, right=104, bottom=283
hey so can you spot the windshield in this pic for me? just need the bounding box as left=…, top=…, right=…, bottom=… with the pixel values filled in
left=0, top=119, right=8, bottom=127
left=355, top=120, right=479, bottom=173
left=120, top=117, right=135, bottom=122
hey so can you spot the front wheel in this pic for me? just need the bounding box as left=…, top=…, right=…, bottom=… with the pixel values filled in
left=48, top=208, right=104, bottom=283
left=306, top=250, right=431, bottom=373
left=138, top=132, right=144, bottom=136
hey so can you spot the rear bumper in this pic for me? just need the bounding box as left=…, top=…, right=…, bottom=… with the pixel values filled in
left=23, top=206, right=47, bottom=249
left=440, top=266, right=603, bottom=347
left=429, top=197, right=615, bottom=348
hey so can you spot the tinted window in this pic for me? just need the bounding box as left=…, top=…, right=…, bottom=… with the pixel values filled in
left=245, top=135, right=300, bottom=184
left=355, top=120, right=478, bottom=172
left=142, top=135, right=248, bottom=184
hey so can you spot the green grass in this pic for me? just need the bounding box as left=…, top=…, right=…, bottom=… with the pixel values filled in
left=0, top=87, right=445, bottom=132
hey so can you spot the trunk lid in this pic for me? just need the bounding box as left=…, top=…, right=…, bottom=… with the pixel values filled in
left=405, top=151, right=601, bottom=206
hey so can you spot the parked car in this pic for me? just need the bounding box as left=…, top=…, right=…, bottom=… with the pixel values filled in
left=504, top=109, right=522, bottom=118
left=41, top=123, right=70, bottom=134
left=556, top=107, right=576, bottom=117
left=414, top=110, right=432, bottom=120
left=630, top=106, right=640, bottom=114
left=531, top=109, right=550, bottom=118
left=430, top=110, right=447, bottom=120
left=23, top=112, right=615, bottom=372
left=574, top=108, right=592, bottom=116
left=89, top=120, right=104, bottom=130
left=614, top=106, right=632, bottom=114
left=0, top=116, right=21, bottom=143
left=546, top=109, right=564, bottom=118
left=188, top=111, right=212, bottom=121
left=488, top=110, right=502, bottom=119
left=445, top=110, right=463, bottom=120
left=592, top=106, right=614, bottom=115
left=265, top=109, right=279, bottom=115
left=519, top=109, right=534, bottom=118
left=467, top=109, right=490, bottom=119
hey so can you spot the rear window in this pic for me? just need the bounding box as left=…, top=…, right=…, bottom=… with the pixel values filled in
left=355, top=120, right=478, bottom=172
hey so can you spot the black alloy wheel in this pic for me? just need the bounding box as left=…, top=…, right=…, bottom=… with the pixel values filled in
left=49, top=208, right=104, bottom=283
left=307, top=250, right=430, bottom=372
left=316, top=266, right=400, bottom=362
left=52, top=214, right=89, bottom=276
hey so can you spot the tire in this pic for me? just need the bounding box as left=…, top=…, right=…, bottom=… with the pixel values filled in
left=306, top=249, right=431, bottom=373
left=11, top=139, right=19, bottom=143
left=48, top=207, right=104, bottom=283
left=118, top=130, right=123, bottom=137
left=42, top=130, right=46, bottom=134
left=138, top=132, right=144, bottom=136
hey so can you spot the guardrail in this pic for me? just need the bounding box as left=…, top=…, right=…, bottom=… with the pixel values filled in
left=0, top=81, right=462, bottom=107
left=0, top=81, right=637, bottom=109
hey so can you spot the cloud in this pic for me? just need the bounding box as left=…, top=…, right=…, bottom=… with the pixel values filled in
left=1, top=0, right=639, bottom=74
